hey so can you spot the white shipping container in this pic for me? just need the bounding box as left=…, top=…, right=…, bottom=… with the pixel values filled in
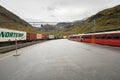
left=0, top=28, right=26, bottom=42
left=37, top=34, right=42, bottom=39
left=63, top=36, right=67, bottom=39
left=49, top=35, right=54, bottom=39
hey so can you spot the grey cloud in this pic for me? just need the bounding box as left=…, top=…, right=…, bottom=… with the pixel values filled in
left=46, top=6, right=57, bottom=11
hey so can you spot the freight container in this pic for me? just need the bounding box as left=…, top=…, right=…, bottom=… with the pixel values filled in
left=49, top=35, right=55, bottom=39
left=46, top=35, right=54, bottom=40
left=27, top=33, right=37, bottom=41
left=36, top=34, right=42, bottom=40
left=0, top=28, right=26, bottom=42
left=42, top=34, right=46, bottom=40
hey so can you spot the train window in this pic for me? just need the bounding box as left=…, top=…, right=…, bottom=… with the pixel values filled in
left=83, top=35, right=88, bottom=39
left=83, top=36, right=86, bottom=38
left=83, top=35, right=92, bottom=39
left=99, top=35, right=103, bottom=39
left=95, top=35, right=102, bottom=39
left=82, top=36, right=86, bottom=39
left=106, top=34, right=112, bottom=39
left=95, top=35, right=100, bottom=39
left=101, top=34, right=106, bottom=39
left=86, top=36, right=88, bottom=39
left=76, top=36, right=79, bottom=38
left=84, top=36, right=87, bottom=39
left=86, top=36, right=89, bottom=39
left=95, top=35, right=97, bottom=38
left=94, top=35, right=99, bottom=39
left=113, top=34, right=120, bottom=39
left=88, top=35, right=92, bottom=39
left=77, top=36, right=80, bottom=38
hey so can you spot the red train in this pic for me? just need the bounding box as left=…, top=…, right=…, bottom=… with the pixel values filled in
left=68, top=31, right=120, bottom=46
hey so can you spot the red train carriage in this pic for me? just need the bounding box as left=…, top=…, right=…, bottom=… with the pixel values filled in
left=93, top=31, right=120, bottom=46
left=81, top=34, right=93, bottom=43
left=26, top=33, right=37, bottom=41
left=68, top=34, right=81, bottom=42
left=68, top=31, right=120, bottom=47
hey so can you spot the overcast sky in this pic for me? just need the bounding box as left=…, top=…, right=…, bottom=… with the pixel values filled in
left=0, top=0, right=120, bottom=22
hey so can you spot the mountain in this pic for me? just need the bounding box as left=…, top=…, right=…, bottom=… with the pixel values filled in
left=0, top=5, right=40, bottom=33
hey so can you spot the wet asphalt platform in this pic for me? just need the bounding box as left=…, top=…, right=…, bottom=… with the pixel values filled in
left=0, top=39, right=120, bottom=80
